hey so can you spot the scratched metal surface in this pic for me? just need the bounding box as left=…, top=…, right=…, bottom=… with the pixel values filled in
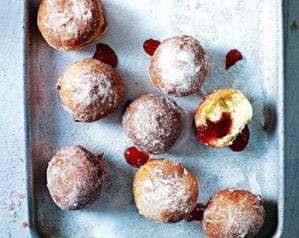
left=282, top=0, right=299, bottom=237
left=25, top=0, right=284, bottom=237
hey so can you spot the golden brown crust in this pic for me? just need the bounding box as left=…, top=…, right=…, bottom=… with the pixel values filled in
left=203, top=189, right=266, bottom=238
left=150, top=35, right=208, bottom=97
left=37, top=0, right=107, bottom=51
left=133, top=159, right=198, bottom=223
left=194, top=88, right=253, bottom=148
left=47, top=145, right=107, bottom=210
left=57, top=59, right=124, bottom=122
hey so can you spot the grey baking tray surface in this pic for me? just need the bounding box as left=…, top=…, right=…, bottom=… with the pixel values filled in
left=25, top=0, right=284, bottom=237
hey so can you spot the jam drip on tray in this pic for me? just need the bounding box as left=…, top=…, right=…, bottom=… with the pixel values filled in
left=143, top=39, right=161, bottom=56
left=124, top=146, right=149, bottom=168
left=93, top=43, right=118, bottom=68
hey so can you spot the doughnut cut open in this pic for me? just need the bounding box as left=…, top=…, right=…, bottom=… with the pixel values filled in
left=194, top=88, right=253, bottom=148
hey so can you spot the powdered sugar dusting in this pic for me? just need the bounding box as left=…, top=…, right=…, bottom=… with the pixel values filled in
left=47, top=145, right=106, bottom=210
left=65, top=67, right=112, bottom=107
left=158, top=41, right=200, bottom=88
left=42, top=0, right=93, bottom=40
left=150, top=35, right=208, bottom=96
left=203, top=189, right=266, bottom=238
left=29, top=0, right=281, bottom=236
left=134, top=159, right=198, bottom=222
left=123, top=94, right=181, bottom=154
left=57, top=59, right=124, bottom=122
left=38, top=0, right=107, bottom=50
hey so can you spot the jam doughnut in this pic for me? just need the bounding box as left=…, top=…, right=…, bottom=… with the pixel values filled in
left=194, top=88, right=253, bottom=148
left=47, top=145, right=106, bottom=210
left=37, top=0, right=107, bottom=51
left=57, top=59, right=124, bottom=122
left=203, top=189, right=266, bottom=238
left=122, top=94, right=182, bottom=154
left=150, top=35, right=208, bottom=97
left=133, top=159, right=198, bottom=223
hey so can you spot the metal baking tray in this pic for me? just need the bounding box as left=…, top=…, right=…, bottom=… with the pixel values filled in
left=25, top=0, right=284, bottom=237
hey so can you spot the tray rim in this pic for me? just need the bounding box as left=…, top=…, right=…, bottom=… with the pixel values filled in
left=23, top=0, right=285, bottom=237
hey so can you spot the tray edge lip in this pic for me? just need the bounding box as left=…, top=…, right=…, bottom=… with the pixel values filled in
left=274, top=0, right=285, bottom=237
left=23, top=0, right=286, bottom=237
left=23, top=0, right=39, bottom=237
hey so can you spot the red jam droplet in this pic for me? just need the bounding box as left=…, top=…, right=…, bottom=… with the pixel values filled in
left=197, top=112, right=232, bottom=144
left=124, top=146, right=149, bottom=168
left=186, top=203, right=206, bottom=222
left=143, top=39, right=161, bottom=56
left=93, top=43, right=118, bottom=68
left=22, top=221, right=29, bottom=228
left=225, top=49, right=243, bottom=70
left=229, top=125, right=250, bottom=152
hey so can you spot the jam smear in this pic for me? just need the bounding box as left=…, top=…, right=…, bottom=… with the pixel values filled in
left=229, top=125, right=250, bottom=152
left=197, top=112, right=232, bottom=144
left=124, top=146, right=149, bottom=168
left=225, top=49, right=243, bottom=70
left=93, top=43, right=118, bottom=68
left=143, top=39, right=161, bottom=56
left=186, top=203, right=206, bottom=222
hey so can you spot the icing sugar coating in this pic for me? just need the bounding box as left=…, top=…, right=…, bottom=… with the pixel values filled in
left=57, top=59, right=124, bottom=122
left=122, top=94, right=182, bottom=154
left=150, top=35, right=208, bottom=97
left=203, top=189, right=266, bottom=238
left=133, top=159, right=198, bottom=223
left=37, top=0, right=107, bottom=51
left=47, top=145, right=106, bottom=210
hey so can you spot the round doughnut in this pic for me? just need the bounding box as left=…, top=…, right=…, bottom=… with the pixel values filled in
left=37, top=0, right=107, bottom=51
left=133, top=158, right=198, bottom=223
left=47, top=145, right=106, bottom=210
left=150, top=35, right=208, bottom=97
left=202, top=189, right=266, bottom=238
left=122, top=94, right=182, bottom=154
left=57, top=58, right=124, bottom=122
left=194, top=88, right=253, bottom=148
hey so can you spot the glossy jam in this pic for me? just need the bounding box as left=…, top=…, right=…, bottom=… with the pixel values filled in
left=197, top=112, right=232, bottom=144
left=186, top=203, right=206, bottom=222
left=124, top=146, right=149, bottom=168
left=225, top=49, right=243, bottom=70
left=143, top=39, right=161, bottom=56
left=229, top=125, right=250, bottom=152
left=93, top=43, right=118, bottom=68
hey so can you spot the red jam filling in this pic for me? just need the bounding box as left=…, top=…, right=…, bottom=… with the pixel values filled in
left=225, top=49, right=243, bottom=70
left=229, top=125, right=250, bottom=152
left=197, top=112, right=232, bottom=144
left=186, top=203, right=206, bottom=222
left=93, top=43, right=118, bottom=68
left=124, top=146, right=149, bottom=168
left=143, top=39, right=161, bottom=56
